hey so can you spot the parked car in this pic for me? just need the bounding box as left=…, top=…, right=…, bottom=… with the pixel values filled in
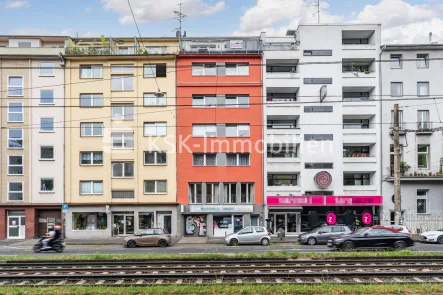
left=124, top=228, right=172, bottom=248
left=386, top=225, right=412, bottom=236
left=298, top=225, right=352, bottom=245
left=327, top=226, right=415, bottom=251
left=420, top=229, right=443, bottom=244
left=225, top=226, right=271, bottom=246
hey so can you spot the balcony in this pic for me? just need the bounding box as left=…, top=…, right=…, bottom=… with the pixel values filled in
left=266, top=96, right=300, bottom=116
left=416, top=122, right=434, bottom=135
left=343, top=129, right=376, bottom=144
left=267, top=158, right=301, bottom=173
left=342, top=30, right=377, bottom=58
left=266, top=128, right=301, bottom=144
left=342, top=185, right=378, bottom=195
left=65, top=45, right=179, bottom=56
left=386, top=165, right=443, bottom=181
left=181, top=38, right=262, bottom=54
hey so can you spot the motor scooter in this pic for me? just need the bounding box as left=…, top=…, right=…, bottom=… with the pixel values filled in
left=33, top=236, right=65, bottom=253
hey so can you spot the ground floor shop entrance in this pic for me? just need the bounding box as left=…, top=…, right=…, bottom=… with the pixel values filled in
left=213, top=215, right=245, bottom=237
left=268, top=213, right=301, bottom=235
left=7, top=211, right=25, bottom=239
left=36, top=209, right=62, bottom=237
left=113, top=212, right=135, bottom=236
left=157, top=212, right=172, bottom=234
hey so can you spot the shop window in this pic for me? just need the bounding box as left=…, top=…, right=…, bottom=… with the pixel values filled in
left=189, top=183, right=203, bottom=203
left=224, top=183, right=237, bottom=203
left=138, top=212, right=154, bottom=229
left=185, top=215, right=207, bottom=236
left=240, top=183, right=254, bottom=203
left=72, top=212, right=107, bottom=230
left=214, top=216, right=233, bottom=236
left=206, top=183, right=219, bottom=204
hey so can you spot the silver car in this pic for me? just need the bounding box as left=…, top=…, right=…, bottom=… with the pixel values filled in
left=224, top=226, right=271, bottom=246
left=298, top=225, right=352, bottom=245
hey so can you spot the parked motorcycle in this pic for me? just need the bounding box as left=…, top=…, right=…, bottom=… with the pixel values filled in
left=33, top=237, right=65, bottom=253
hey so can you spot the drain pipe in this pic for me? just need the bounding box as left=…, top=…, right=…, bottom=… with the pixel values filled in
left=379, top=44, right=386, bottom=224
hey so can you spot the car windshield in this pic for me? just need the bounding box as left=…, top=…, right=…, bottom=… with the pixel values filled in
left=438, top=229, right=443, bottom=232
left=310, top=228, right=321, bottom=233
left=353, top=228, right=370, bottom=235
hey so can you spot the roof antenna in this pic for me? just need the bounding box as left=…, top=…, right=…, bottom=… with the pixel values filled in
left=311, top=0, right=320, bottom=24
left=429, top=32, right=432, bottom=44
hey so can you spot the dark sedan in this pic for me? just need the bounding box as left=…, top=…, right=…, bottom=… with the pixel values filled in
left=327, top=226, right=414, bottom=251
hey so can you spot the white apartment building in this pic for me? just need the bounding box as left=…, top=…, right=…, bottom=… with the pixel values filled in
left=381, top=44, right=443, bottom=232
left=262, top=24, right=383, bottom=235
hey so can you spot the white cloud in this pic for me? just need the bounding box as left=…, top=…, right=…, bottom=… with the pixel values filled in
left=9, top=27, right=98, bottom=37
left=4, top=0, right=28, bottom=8
left=101, top=0, right=226, bottom=24
left=82, top=6, right=93, bottom=14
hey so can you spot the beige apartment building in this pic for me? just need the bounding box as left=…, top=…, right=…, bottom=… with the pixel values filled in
left=64, top=37, right=179, bottom=238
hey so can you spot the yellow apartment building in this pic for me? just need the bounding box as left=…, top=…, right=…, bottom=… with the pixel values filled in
left=64, top=37, right=179, bottom=238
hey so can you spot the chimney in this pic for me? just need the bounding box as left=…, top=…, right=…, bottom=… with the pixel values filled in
left=429, top=32, right=433, bottom=44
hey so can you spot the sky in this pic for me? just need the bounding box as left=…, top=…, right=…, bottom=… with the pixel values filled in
left=1, top=0, right=443, bottom=44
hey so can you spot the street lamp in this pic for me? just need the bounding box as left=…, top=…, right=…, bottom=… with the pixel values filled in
left=154, top=89, right=164, bottom=98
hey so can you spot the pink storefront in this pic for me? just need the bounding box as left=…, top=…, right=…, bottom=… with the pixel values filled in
left=266, top=195, right=383, bottom=234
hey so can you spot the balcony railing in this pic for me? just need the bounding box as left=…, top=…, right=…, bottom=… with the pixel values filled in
left=417, top=121, right=433, bottom=134
left=390, top=165, right=443, bottom=178
left=267, top=97, right=297, bottom=102
left=65, top=45, right=179, bottom=56
left=262, top=42, right=299, bottom=51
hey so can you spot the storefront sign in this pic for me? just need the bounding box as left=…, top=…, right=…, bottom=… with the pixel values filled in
left=267, top=196, right=383, bottom=207
left=325, top=212, right=337, bottom=225
left=361, top=212, right=373, bottom=225
left=189, top=205, right=253, bottom=213
left=314, top=171, right=332, bottom=189
left=229, top=40, right=244, bottom=49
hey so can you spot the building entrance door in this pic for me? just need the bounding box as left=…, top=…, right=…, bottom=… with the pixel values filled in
left=157, top=213, right=172, bottom=234
left=7, top=213, right=25, bottom=239
left=271, top=213, right=301, bottom=235
left=113, top=213, right=134, bottom=236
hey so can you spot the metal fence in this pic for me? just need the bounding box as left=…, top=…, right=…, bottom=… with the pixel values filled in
left=381, top=212, right=443, bottom=234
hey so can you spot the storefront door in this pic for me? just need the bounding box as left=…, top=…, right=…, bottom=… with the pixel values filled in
left=271, top=213, right=301, bottom=235
left=7, top=214, right=25, bottom=239
left=233, top=215, right=243, bottom=232
left=157, top=213, right=172, bottom=234
left=113, top=213, right=134, bottom=236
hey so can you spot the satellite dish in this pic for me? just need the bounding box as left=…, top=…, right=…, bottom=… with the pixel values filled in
left=320, top=85, right=327, bottom=102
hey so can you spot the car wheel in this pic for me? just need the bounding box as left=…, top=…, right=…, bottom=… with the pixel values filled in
left=393, top=241, right=407, bottom=250
left=230, top=238, right=239, bottom=246
left=437, top=236, right=443, bottom=244
left=127, top=240, right=137, bottom=248
left=307, top=237, right=317, bottom=246
left=158, top=240, right=168, bottom=248
left=341, top=241, right=355, bottom=251
left=261, top=238, right=270, bottom=246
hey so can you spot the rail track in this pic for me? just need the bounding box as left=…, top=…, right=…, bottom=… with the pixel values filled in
left=1, top=257, right=443, bottom=286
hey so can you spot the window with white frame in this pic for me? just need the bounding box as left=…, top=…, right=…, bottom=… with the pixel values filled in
left=40, top=146, right=54, bottom=160
left=390, top=82, right=403, bottom=97
left=8, top=129, right=23, bottom=148
left=111, top=133, right=134, bottom=149
left=80, top=94, right=103, bottom=107
left=8, top=155, right=23, bottom=175
left=80, top=152, right=103, bottom=165
left=144, top=122, right=167, bottom=136
left=118, top=47, right=135, bottom=55
left=417, top=82, right=429, bottom=96
left=111, top=75, right=134, bottom=91
left=224, top=183, right=237, bottom=203
left=192, top=124, right=217, bottom=137
left=81, top=123, right=103, bottom=136
left=40, top=90, right=54, bottom=104
left=227, top=153, right=250, bottom=166
left=40, top=61, right=54, bottom=76
left=225, top=63, right=249, bottom=76
left=8, top=102, right=23, bottom=122
left=144, top=151, right=167, bottom=165
left=143, top=64, right=166, bottom=77
left=417, top=110, right=430, bottom=129
left=112, top=104, right=134, bottom=120
left=417, top=145, right=429, bottom=168
left=417, top=190, right=428, bottom=214
left=8, top=182, right=23, bottom=201
left=192, top=63, right=216, bottom=76
left=391, top=110, right=404, bottom=128
left=144, top=93, right=166, bottom=106
left=8, top=76, right=24, bottom=96
left=80, top=65, right=103, bottom=79
left=226, top=124, right=250, bottom=137
left=225, top=95, right=249, bottom=108
left=144, top=180, right=167, bottom=194
left=390, top=55, right=402, bottom=69
left=111, top=64, right=134, bottom=73
left=240, top=183, right=254, bottom=203
left=417, top=54, right=429, bottom=68
left=80, top=181, right=103, bottom=194
left=206, top=183, right=219, bottom=204
left=189, top=183, right=203, bottom=204
left=192, top=95, right=217, bottom=107
left=40, top=178, right=54, bottom=192
left=40, top=118, right=54, bottom=132
left=112, top=162, right=134, bottom=178
left=193, top=153, right=216, bottom=166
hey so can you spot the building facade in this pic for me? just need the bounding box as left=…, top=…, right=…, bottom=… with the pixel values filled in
left=0, top=36, right=65, bottom=239
left=64, top=37, right=180, bottom=238
left=176, top=37, right=264, bottom=237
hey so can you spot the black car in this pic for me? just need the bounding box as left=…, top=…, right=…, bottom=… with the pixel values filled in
left=327, top=226, right=414, bottom=251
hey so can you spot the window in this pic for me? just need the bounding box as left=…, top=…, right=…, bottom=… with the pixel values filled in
left=146, top=46, right=167, bottom=54
left=417, top=190, right=428, bottom=214
left=73, top=212, right=107, bottom=230
left=240, top=183, right=253, bottom=203
left=40, top=61, right=54, bottom=76
left=417, top=54, right=428, bottom=68
left=391, top=110, right=404, bottom=128
left=139, top=212, right=154, bottom=229
left=224, top=183, right=237, bottom=203
left=344, top=173, right=370, bottom=186
left=390, top=144, right=404, bottom=175
left=304, top=106, right=333, bottom=112
left=192, top=124, right=217, bottom=137
left=144, top=180, right=167, bottom=194
left=206, top=183, right=220, bottom=204
left=267, top=145, right=297, bottom=158
left=390, top=55, right=402, bottom=69
left=40, top=118, right=54, bottom=132
left=80, top=65, right=103, bottom=79
left=268, top=174, right=297, bottom=186
left=40, top=146, right=54, bottom=160
left=226, top=124, right=250, bottom=137
left=81, top=123, right=103, bottom=136
left=255, top=227, right=265, bottom=232
left=111, top=75, right=134, bottom=91
left=225, top=63, right=249, bottom=76
left=8, top=76, right=23, bottom=96
left=417, top=145, right=429, bottom=168
left=8, top=129, right=23, bottom=148
left=225, top=95, right=249, bottom=108
left=112, top=104, right=134, bottom=120
left=111, top=64, right=134, bottom=72
left=192, top=95, right=217, bottom=108
left=342, top=39, right=369, bottom=45
left=417, top=82, right=429, bottom=96
left=112, top=191, right=135, bottom=199
left=305, top=191, right=334, bottom=196
left=305, top=163, right=333, bottom=169
left=80, top=94, right=103, bottom=107
left=303, top=50, right=332, bottom=56
left=417, top=110, right=430, bottom=129
left=8, top=155, right=23, bottom=175
left=227, top=153, right=250, bottom=166
left=40, top=178, right=54, bottom=192
left=8, top=102, right=23, bottom=122
left=144, top=93, right=166, bottom=106
left=112, top=162, right=134, bottom=178
left=192, top=63, right=216, bottom=76
left=144, top=151, right=167, bottom=165
left=81, top=152, right=103, bottom=165
left=343, top=146, right=370, bottom=157
left=390, top=82, right=403, bottom=97
left=189, top=183, right=203, bottom=204
left=343, top=119, right=369, bottom=129
left=267, top=120, right=297, bottom=129
left=266, top=64, right=296, bottom=73
left=8, top=182, right=23, bottom=201
left=40, top=90, right=54, bottom=104
left=304, top=134, right=333, bottom=141
left=18, top=42, right=31, bottom=48
left=193, top=153, right=216, bottom=166
left=343, top=92, right=370, bottom=101
left=143, top=64, right=166, bottom=77
left=111, top=133, right=134, bottom=149
left=118, top=47, right=135, bottom=55
left=80, top=181, right=103, bottom=194
left=304, top=78, right=332, bottom=84
left=144, top=122, right=167, bottom=136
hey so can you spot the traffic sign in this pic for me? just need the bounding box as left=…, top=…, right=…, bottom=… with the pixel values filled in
left=62, top=204, right=68, bottom=213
